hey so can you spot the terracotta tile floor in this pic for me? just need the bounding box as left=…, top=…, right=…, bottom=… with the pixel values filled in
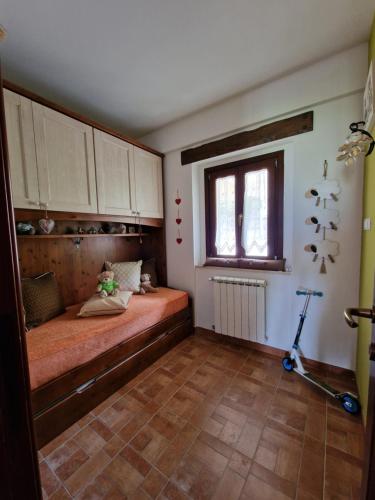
left=38, top=331, right=364, bottom=499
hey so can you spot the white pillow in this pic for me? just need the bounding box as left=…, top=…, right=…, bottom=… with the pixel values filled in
left=105, top=260, right=142, bottom=293
left=78, top=291, right=132, bottom=317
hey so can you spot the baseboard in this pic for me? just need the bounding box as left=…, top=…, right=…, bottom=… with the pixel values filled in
left=194, top=327, right=355, bottom=378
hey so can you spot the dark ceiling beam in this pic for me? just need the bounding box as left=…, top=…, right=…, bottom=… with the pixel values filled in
left=181, top=111, right=313, bottom=165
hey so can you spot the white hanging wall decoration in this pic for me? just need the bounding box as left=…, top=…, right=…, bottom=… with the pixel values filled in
left=304, top=160, right=340, bottom=274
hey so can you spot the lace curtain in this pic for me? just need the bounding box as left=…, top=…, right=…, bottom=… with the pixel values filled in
left=215, top=175, right=236, bottom=255
left=241, top=169, right=268, bottom=256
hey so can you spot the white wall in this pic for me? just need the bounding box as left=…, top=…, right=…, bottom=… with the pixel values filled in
left=142, top=44, right=368, bottom=370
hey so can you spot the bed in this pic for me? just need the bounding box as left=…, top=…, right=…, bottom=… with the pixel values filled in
left=27, top=288, right=192, bottom=447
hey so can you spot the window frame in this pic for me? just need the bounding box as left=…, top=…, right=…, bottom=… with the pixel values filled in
left=204, top=150, right=285, bottom=271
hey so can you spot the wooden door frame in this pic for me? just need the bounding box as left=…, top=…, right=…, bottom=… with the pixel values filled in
left=0, top=65, right=42, bottom=498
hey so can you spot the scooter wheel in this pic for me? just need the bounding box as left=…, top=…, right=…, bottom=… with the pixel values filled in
left=341, top=394, right=361, bottom=415
left=282, top=357, right=294, bottom=372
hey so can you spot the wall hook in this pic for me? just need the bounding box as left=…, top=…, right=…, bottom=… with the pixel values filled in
left=72, top=237, right=82, bottom=248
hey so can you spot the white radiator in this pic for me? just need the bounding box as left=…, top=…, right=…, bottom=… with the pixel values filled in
left=210, top=276, right=267, bottom=342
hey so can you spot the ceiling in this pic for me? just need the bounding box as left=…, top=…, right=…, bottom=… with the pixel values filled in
left=0, top=0, right=374, bottom=137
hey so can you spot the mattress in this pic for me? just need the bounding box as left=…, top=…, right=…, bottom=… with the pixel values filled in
left=27, top=287, right=188, bottom=390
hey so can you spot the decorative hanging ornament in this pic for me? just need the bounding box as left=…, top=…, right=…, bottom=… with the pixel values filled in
left=336, top=121, right=375, bottom=166
left=175, top=189, right=182, bottom=205
left=176, top=228, right=182, bottom=245
left=304, top=161, right=340, bottom=274
left=175, top=189, right=182, bottom=244
left=38, top=203, right=55, bottom=234
left=320, top=257, right=327, bottom=274
left=176, top=208, right=182, bottom=225
left=304, top=237, right=339, bottom=274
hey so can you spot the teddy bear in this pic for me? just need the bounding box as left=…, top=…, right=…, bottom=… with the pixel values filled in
left=96, top=270, right=119, bottom=298
left=139, top=273, right=158, bottom=294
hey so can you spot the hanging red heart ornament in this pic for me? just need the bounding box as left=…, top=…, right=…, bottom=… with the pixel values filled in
left=176, top=191, right=182, bottom=242
left=175, top=189, right=181, bottom=205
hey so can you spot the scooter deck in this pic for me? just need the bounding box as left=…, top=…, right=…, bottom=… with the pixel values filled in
left=294, top=369, right=340, bottom=397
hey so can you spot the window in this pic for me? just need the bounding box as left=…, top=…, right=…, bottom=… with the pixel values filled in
left=204, top=151, right=284, bottom=270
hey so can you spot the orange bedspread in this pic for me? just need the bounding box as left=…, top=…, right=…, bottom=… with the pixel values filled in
left=27, top=287, right=188, bottom=390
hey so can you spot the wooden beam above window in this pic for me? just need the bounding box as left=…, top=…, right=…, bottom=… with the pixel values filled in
left=181, top=111, right=313, bottom=165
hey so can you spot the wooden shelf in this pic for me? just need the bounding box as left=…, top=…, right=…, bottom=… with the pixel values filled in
left=17, top=233, right=147, bottom=239
left=14, top=208, right=163, bottom=228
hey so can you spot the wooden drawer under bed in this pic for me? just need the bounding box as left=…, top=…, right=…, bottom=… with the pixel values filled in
left=32, top=306, right=192, bottom=448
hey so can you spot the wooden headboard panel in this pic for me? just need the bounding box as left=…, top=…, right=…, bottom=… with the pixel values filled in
left=17, top=229, right=166, bottom=307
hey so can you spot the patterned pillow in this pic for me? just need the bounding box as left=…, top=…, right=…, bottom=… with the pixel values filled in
left=21, top=272, right=65, bottom=329
left=105, top=260, right=142, bottom=293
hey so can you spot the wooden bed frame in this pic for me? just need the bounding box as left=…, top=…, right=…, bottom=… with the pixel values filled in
left=32, top=304, right=192, bottom=448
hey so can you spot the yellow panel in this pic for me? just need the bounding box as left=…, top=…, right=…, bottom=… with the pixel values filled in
left=357, top=13, right=375, bottom=423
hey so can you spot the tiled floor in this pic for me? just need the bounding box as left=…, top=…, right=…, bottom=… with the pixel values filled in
left=39, top=331, right=364, bottom=500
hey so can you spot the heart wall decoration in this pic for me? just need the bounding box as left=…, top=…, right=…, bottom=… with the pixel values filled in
left=175, top=189, right=183, bottom=244
left=38, top=217, right=55, bottom=234
left=176, top=208, right=182, bottom=225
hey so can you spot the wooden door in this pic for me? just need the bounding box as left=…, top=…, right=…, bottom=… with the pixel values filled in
left=0, top=66, right=42, bottom=499
left=32, top=102, right=97, bottom=213
left=94, top=129, right=135, bottom=216
left=3, top=89, right=40, bottom=209
left=360, top=283, right=375, bottom=500
left=345, top=282, right=375, bottom=499
left=133, top=147, right=163, bottom=218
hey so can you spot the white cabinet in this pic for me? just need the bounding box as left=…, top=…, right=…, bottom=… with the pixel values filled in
left=32, top=103, right=97, bottom=213
left=94, top=130, right=135, bottom=216
left=94, top=132, right=163, bottom=219
left=5, top=89, right=163, bottom=219
left=133, top=147, right=163, bottom=219
left=4, top=89, right=40, bottom=209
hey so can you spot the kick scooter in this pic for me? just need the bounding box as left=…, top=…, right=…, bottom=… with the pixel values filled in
left=282, top=288, right=360, bottom=415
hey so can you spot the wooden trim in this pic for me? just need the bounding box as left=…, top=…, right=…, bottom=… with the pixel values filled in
left=181, top=111, right=313, bottom=165
left=0, top=67, right=42, bottom=498
left=157, top=160, right=168, bottom=285
left=14, top=208, right=164, bottom=228
left=33, top=308, right=192, bottom=448
left=194, top=327, right=357, bottom=378
left=4, top=80, right=163, bottom=159
left=17, top=233, right=148, bottom=240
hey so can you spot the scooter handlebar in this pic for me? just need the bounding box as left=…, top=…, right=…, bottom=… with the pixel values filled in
left=296, top=290, right=323, bottom=297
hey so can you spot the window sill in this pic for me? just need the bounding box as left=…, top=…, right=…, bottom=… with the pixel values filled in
left=204, top=257, right=286, bottom=272
left=196, top=265, right=292, bottom=276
